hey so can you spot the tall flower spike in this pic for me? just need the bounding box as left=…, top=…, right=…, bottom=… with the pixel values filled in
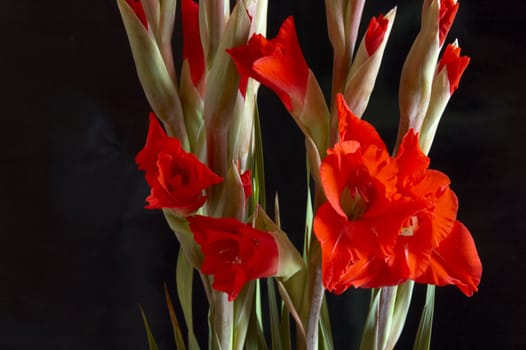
left=397, top=0, right=459, bottom=144
left=342, top=8, right=396, bottom=120
left=420, top=41, right=470, bottom=154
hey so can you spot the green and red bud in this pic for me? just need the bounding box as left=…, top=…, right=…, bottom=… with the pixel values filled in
left=343, top=8, right=396, bottom=119
left=420, top=41, right=470, bottom=154
left=398, top=0, right=458, bottom=144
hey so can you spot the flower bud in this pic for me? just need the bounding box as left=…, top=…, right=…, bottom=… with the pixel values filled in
left=117, top=0, right=189, bottom=149
left=204, top=1, right=251, bottom=178
left=420, top=41, right=469, bottom=154
left=343, top=8, right=396, bottom=119
left=398, top=1, right=460, bottom=145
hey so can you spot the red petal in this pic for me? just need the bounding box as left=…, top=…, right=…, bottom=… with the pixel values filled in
left=314, top=202, right=406, bottom=293
left=227, top=17, right=309, bottom=111
left=336, top=94, right=387, bottom=150
left=181, top=0, right=205, bottom=86
left=395, top=129, right=429, bottom=183
left=337, top=256, right=407, bottom=292
left=320, top=143, right=360, bottom=218
left=415, top=221, right=482, bottom=297
left=365, top=14, right=388, bottom=56
left=438, top=43, right=470, bottom=95
left=240, top=170, right=252, bottom=202
left=439, top=0, right=459, bottom=47
left=125, top=0, right=148, bottom=29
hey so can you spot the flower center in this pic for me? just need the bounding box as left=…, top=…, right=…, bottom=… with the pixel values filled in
left=340, top=186, right=368, bottom=220
left=400, top=216, right=419, bottom=236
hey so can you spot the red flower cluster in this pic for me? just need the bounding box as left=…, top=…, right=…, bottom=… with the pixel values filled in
left=188, top=215, right=279, bottom=301
left=136, top=113, right=223, bottom=215
left=314, top=95, right=481, bottom=296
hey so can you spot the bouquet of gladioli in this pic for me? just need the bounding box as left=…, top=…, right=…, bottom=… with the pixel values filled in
left=117, top=0, right=482, bottom=349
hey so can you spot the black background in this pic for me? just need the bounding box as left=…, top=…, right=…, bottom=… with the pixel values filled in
left=1, top=1, right=524, bottom=349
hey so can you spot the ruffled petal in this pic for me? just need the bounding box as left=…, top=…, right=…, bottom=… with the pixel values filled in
left=415, top=221, right=482, bottom=297
left=228, top=17, right=309, bottom=111
left=336, top=94, right=386, bottom=150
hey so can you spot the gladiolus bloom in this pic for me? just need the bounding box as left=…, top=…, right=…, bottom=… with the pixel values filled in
left=181, top=0, right=205, bottom=86
left=314, top=96, right=425, bottom=293
left=136, top=113, right=223, bottom=215
left=125, top=0, right=148, bottom=29
left=227, top=16, right=309, bottom=111
left=188, top=215, right=279, bottom=301
left=438, top=42, right=470, bottom=94
left=314, top=96, right=481, bottom=295
left=365, top=14, right=389, bottom=56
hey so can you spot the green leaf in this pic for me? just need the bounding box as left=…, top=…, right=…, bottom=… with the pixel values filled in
left=164, top=283, right=187, bottom=350
left=413, top=285, right=435, bottom=350
left=318, top=296, right=334, bottom=350
left=245, top=280, right=268, bottom=350
left=390, top=281, right=415, bottom=348
left=233, top=281, right=256, bottom=350
left=138, top=305, right=160, bottom=350
left=176, top=248, right=201, bottom=350
left=360, top=283, right=415, bottom=350
left=303, top=153, right=313, bottom=262
left=360, top=289, right=380, bottom=350
left=163, top=210, right=203, bottom=269
left=267, top=278, right=283, bottom=350
left=276, top=279, right=306, bottom=344
left=253, top=103, right=266, bottom=210
left=279, top=302, right=292, bottom=350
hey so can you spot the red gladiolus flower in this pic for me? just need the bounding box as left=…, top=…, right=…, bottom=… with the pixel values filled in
left=227, top=16, right=309, bottom=111
left=181, top=0, right=205, bottom=87
left=438, top=0, right=459, bottom=46
left=314, top=96, right=481, bottom=295
left=125, top=0, right=148, bottom=29
left=314, top=96, right=425, bottom=293
left=187, top=215, right=279, bottom=301
left=438, top=43, right=470, bottom=94
left=365, top=14, right=389, bottom=56
left=136, top=113, right=223, bottom=215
